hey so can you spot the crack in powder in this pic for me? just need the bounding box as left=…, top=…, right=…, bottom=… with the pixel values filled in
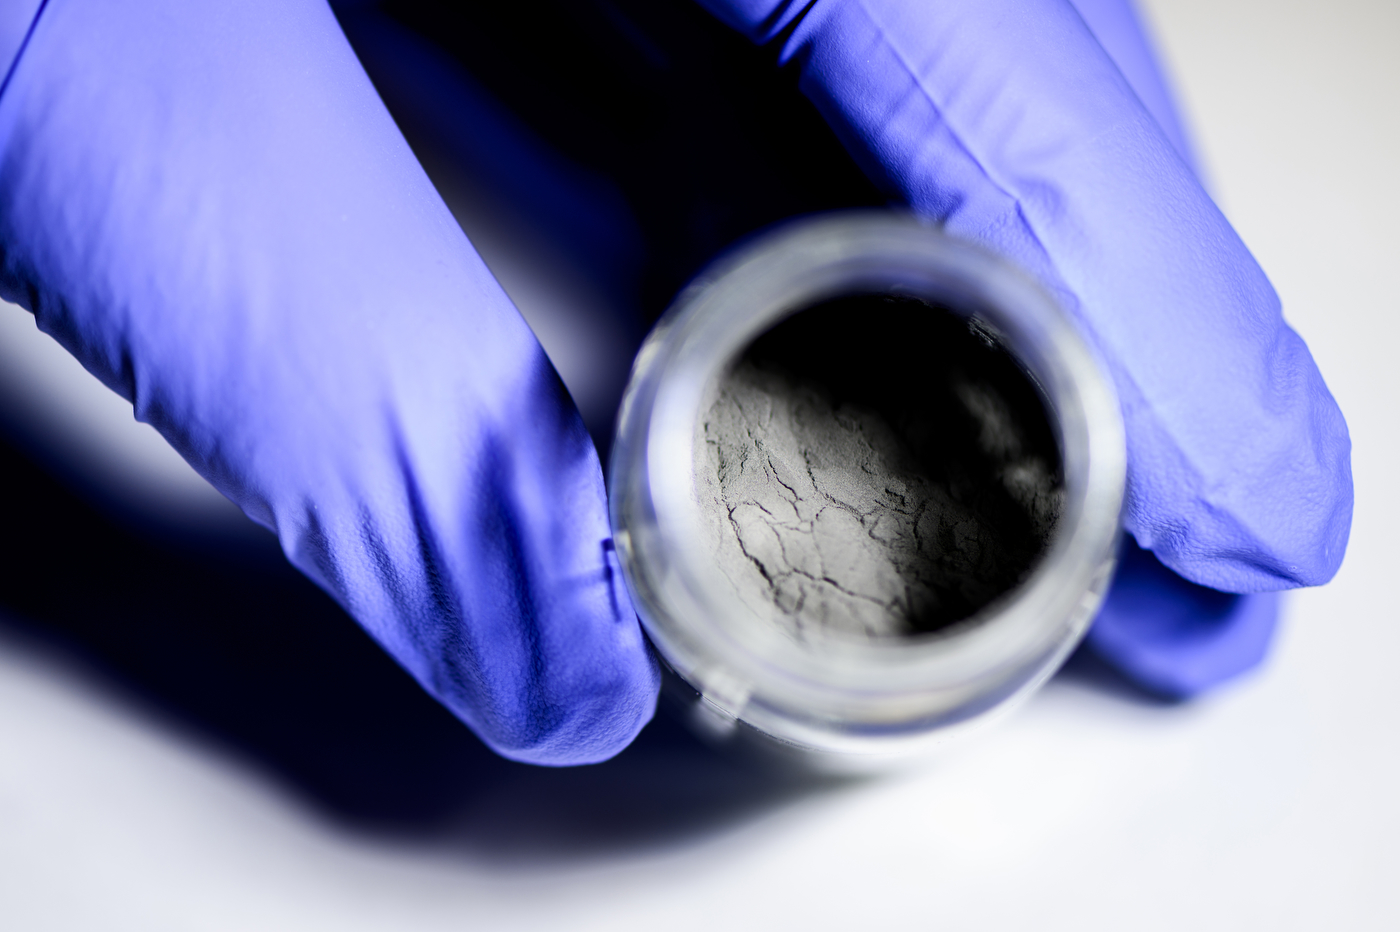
left=694, top=296, right=1064, bottom=642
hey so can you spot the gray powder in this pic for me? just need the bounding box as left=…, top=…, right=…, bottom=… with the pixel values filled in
left=694, top=296, right=1064, bottom=642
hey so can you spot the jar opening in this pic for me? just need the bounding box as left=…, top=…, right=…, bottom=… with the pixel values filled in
left=693, top=292, right=1065, bottom=643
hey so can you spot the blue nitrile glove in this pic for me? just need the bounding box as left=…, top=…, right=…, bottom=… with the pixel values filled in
left=0, top=0, right=659, bottom=763
left=697, top=0, right=1353, bottom=696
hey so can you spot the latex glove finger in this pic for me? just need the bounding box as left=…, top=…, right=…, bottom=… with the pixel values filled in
left=0, top=0, right=658, bottom=764
left=697, top=0, right=1351, bottom=593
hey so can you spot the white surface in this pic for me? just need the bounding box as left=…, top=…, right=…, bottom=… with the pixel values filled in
left=2, top=0, right=1397, bottom=928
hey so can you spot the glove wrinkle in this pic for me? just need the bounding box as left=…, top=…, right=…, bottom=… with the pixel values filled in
left=1065, top=0, right=1200, bottom=176
left=0, top=0, right=45, bottom=101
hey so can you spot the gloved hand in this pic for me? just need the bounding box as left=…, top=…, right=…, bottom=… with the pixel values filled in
left=0, top=0, right=658, bottom=764
left=697, top=0, right=1353, bottom=696
left=694, top=0, right=1354, bottom=696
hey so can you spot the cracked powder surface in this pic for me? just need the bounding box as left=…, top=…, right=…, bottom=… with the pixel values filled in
left=694, top=308, right=1063, bottom=642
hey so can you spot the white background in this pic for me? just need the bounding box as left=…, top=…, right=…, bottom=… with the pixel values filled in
left=1, top=0, right=1397, bottom=928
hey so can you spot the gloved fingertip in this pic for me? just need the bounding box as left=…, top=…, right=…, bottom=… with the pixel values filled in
left=484, top=649, right=661, bottom=768
left=466, top=535, right=661, bottom=767
left=1082, top=537, right=1282, bottom=700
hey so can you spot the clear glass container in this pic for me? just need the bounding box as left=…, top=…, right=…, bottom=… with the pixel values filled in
left=609, top=212, right=1125, bottom=766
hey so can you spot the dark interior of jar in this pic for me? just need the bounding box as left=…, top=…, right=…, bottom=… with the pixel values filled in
left=698, top=293, right=1064, bottom=638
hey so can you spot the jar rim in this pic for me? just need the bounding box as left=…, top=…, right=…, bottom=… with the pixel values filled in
left=610, top=212, right=1125, bottom=753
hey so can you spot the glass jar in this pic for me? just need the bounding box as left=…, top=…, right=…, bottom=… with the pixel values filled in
left=609, top=212, right=1125, bottom=766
